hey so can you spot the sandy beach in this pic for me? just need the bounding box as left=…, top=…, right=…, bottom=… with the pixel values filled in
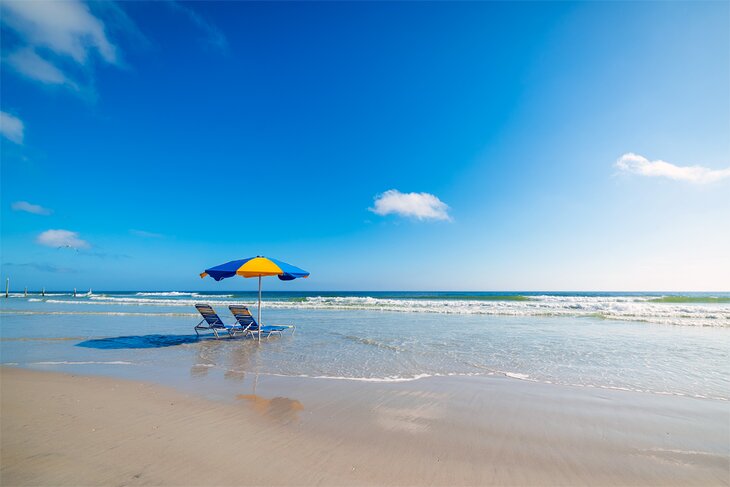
left=2, top=0, right=728, bottom=485
left=2, top=366, right=728, bottom=486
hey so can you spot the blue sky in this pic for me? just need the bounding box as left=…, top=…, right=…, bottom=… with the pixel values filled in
left=1, top=1, right=728, bottom=291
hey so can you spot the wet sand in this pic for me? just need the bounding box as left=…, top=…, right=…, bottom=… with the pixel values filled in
left=1, top=367, right=728, bottom=486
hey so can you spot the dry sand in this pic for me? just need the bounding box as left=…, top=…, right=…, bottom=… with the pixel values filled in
left=1, top=367, right=728, bottom=486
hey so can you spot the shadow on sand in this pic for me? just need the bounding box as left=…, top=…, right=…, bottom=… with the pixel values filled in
left=76, top=334, right=205, bottom=349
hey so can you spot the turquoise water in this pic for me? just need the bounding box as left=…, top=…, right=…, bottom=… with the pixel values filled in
left=1, top=291, right=729, bottom=401
left=11, top=290, right=730, bottom=326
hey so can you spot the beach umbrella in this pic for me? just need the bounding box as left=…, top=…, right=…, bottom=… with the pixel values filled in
left=200, top=256, right=309, bottom=341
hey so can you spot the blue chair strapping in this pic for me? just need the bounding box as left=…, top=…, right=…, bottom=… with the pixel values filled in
left=228, top=305, right=258, bottom=330
left=195, top=304, right=226, bottom=328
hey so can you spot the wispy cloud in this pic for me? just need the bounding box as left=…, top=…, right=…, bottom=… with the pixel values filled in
left=370, top=189, right=452, bottom=221
left=3, top=262, right=77, bottom=274
left=11, top=201, right=52, bottom=215
left=83, top=251, right=130, bottom=260
left=90, top=1, right=149, bottom=50
left=167, top=1, right=227, bottom=51
left=1, top=0, right=120, bottom=93
left=616, top=153, right=730, bottom=184
left=36, top=229, right=90, bottom=249
left=5, top=48, right=79, bottom=90
left=130, top=229, right=164, bottom=238
left=0, top=111, right=24, bottom=144
left=2, top=0, right=117, bottom=63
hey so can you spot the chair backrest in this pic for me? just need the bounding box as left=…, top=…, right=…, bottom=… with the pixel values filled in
left=229, top=305, right=258, bottom=330
left=195, top=304, right=225, bottom=327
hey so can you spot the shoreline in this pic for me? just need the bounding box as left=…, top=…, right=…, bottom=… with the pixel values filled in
left=2, top=367, right=728, bottom=486
left=4, top=290, right=729, bottom=328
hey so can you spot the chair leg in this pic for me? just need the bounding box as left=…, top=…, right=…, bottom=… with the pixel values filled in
left=194, top=319, right=205, bottom=337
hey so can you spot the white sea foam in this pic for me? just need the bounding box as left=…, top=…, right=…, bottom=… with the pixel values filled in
left=11, top=293, right=730, bottom=327
left=1, top=310, right=195, bottom=317
left=306, top=373, right=436, bottom=383
left=31, top=294, right=727, bottom=327
left=293, top=372, right=728, bottom=399
left=30, top=361, right=135, bottom=366
left=179, top=368, right=730, bottom=399
left=135, top=291, right=198, bottom=297
left=131, top=291, right=235, bottom=298
left=502, top=372, right=532, bottom=381
left=260, top=372, right=449, bottom=383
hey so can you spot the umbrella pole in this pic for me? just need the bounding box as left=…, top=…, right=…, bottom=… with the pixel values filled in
left=257, top=275, right=262, bottom=343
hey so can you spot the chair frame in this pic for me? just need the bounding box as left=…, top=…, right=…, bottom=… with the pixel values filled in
left=228, top=305, right=295, bottom=340
left=194, top=304, right=246, bottom=339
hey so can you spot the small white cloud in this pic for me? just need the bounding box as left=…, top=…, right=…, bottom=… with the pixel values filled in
left=130, top=229, right=164, bottom=238
left=167, top=1, right=227, bottom=50
left=1, top=0, right=119, bottom=91
left=3, top=262, right=76, bottom=274
left=36, top=229, right=90, bottom=249
left=0, top=111, right=24, bottom=144
left=4, top=48, right=79, bottom=89
left=12, top=201, right=52, bottom=215
left=2, top=0, right=117, bottom=64
left=370, top=189, right=452, bottom=221
left=616, top=153, right=730, bottom=184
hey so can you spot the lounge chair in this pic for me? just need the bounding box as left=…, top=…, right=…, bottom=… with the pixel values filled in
left=228, top=305, right=295, bottom=339
left=194, top=304, right=245, bottom=339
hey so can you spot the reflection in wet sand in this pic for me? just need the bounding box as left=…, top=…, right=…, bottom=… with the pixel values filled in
left=237, top=394, right=304, bottom=422
left=190, top=363, right=215, bottom=378
left=374, top=403, right=443, bottom=434
left=373, top=389, right=446, bottom=434
left=190, top=340, right=225, bottom=377
left=190, top=339, right=259, bottom=380
left=224, top=344, right=254, bottom=382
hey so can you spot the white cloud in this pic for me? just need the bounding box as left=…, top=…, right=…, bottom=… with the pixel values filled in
left=370, top=189, right=452, bottom=221
left=3, top=262, right=76, bottom=274
left=130, top=229, right=164, bottom=238
left=167, top=1, right=227, bottom=50
left=2, top=0, right=116, bottom=63
left=1, top=0, right=118, bottom=90
left=0, top=111, right=24, bottom=144
left=616, top=153, right=730, bottom=184
left=12, top=201, right=52, bottom=215
left=4, top=48, right=78, bottom=89
left=36, top=229, right=90, bottom=249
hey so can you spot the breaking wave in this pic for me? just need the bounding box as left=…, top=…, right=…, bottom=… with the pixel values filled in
left=133, top=292, right=234, bottom=298
left=9, top=293, right=730, bottom=327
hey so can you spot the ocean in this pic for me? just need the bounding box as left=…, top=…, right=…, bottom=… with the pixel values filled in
left=1, top=291, right=729, bottom=401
